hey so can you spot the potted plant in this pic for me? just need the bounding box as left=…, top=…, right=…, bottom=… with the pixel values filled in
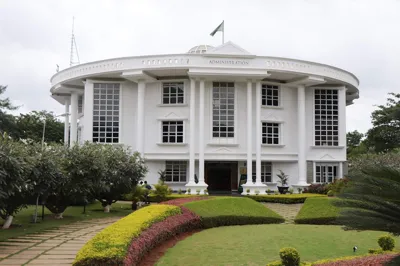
left=277, top=170, right=289, bottom=194
left=246, top=188, right=250, bottom=195
left=196, top=189, right=200, bottom=195
left=255, top=190, right=260, bottom=195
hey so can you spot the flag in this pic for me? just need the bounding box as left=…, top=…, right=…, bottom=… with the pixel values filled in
left=210, top=21, right=224, bottom=36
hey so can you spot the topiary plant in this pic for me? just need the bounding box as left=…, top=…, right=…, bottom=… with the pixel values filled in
left=178, top=188, right=182, bottom=195
left=327, top=190, right=334, bottom=197
left=378, top=235, right=395, bottom=251
left=196, top=189, right=200, bottom=195
left=255, top=190, right=260, bottom=195
left=279, top=247, right=300, bottom=266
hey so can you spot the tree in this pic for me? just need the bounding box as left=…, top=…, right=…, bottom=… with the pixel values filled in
left=0, top=85, right=19, bottom=137
left=347, top=130, right=364, bottom=149
left=0, top=133, right=30, bottom=229
left=365, top=93, right=400, bottom=152
left=94, top=145, right=147, bottom=212
left=335, top=151, right=400, bottom=235
left=0, top=85, right=18, bottom=111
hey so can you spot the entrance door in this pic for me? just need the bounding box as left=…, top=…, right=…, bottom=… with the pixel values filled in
left=207, top=168, right=231, bottom=191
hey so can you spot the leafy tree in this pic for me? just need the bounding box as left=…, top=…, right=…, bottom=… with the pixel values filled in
left=94, top=145, right=147, bottom=212
left=335, top=151, right=400, bottom=235
left=0, top=85, right=19, bottom=137
left=0, top=133, right=30, bottom=229
left=365, top=93, right=400, bottom=152
left=347, top=130, right=364, bottom=149
left=0, top=85, right=18, bottom=111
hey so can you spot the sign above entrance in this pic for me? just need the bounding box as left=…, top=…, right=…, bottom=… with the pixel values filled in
left=209, top=59, right=250, bottom=65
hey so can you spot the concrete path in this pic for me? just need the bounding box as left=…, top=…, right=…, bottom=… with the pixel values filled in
left=0, top=217, right=120, bottom=266
left=263, top=203, right=304, bottom=224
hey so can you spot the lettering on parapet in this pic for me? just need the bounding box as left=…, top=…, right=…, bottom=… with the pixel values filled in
left=209, top=59, right=250, bottom=65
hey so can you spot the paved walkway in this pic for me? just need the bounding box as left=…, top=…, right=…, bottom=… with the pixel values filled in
left=0, top=217, right=120, bottom=266
left=263, top=203, right=303, bottom=224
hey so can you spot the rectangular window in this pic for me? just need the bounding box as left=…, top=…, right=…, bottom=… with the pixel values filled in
left=314, top=89, right=339, bottom=146
left=315, top=163, right=337, bottom=183
left=162, top=121, right=184, bottom=143
left=78, top=95, right=84, bottom=114
left=165, top=161, right=187, bottom=182
left=92, top=83, right=120, bottom=143
left=262, top=85, right=279, bottom=107
left=212, top=82, right=235, bottom=138
left=252, top=161, right=272, bottom=183
left=162, top=82, right=184, bottom=104
left=262, top=123, right=280, bottom=144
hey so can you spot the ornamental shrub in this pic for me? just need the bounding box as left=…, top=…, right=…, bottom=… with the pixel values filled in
left=327, top=190, right=334, bottom=197
left=279, top=247, right=300, bottom=266
left=378, top=235, right=395, bottom=251
left=303, top=184, right=329, bottom=194
left=368, top=248, right=385, bottom=254
left=153, top=183, right=171, bottom=202
left=246, top=193, right=326, bottom=204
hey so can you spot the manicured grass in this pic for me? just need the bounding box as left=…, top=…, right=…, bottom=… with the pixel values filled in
left=247, top=193, right=326, bottom=204
left=295, top=197, right=339, bottom=224
left=156, top=224, right=400, bottom=265
left=183, top=197, right=284, bottom=227
left=0, top=202, right=132, bottom=242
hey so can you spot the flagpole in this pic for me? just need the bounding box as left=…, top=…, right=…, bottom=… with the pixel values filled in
left=222, top=20, right=224, bottom=44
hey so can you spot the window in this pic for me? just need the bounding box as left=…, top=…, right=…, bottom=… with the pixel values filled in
left=162, top=82, right=184, bottom=104
left=252, top=161, right=272, bottom=183
left=314, top=89, right=339, bottom=146
left=162, top=121, right=184, bottom=143
left=212, top=82, right=235, bottom=138
left=92, top=83, right=120, bottom=143
left=262, top=123, right=280, bottom=144
left=165, top=161, right=187, bottom=182
left=78, top=95, right=84, bottom=114
left=262, top=85, right=279, bottom=107
left=315, top=163, right=337, bottom=183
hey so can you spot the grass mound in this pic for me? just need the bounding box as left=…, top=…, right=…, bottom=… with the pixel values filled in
left=294, top=197, right=339, bottom=225
left=184, top=196, right=284, bottom=227
left=247, top=193, right=326, bottom=204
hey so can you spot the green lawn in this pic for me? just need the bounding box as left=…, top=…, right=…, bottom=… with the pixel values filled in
left=184, top=197, right=284, bottom=227
left=295, top=197, right=339, bottom=224
left=0, top=202, right=132, bottom=241
left=247, top=193, right=326, bottom=204
left=156, top=224, right=400, bottom=265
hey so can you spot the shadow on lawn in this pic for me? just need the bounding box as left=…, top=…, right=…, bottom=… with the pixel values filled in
left=385, top=255, right=400, bottom=266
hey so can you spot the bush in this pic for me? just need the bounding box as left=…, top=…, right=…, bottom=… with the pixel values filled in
left=303, top=184, right=329, bottom=194
left=279, top=247, right=300, bottom=266
left=294, top=197, right=339, bottom=225
left=327, top=190, right=334, bottom=197
left=73, top=204, right=181, bottom=266
left=378, top=235, right=395, bottom=251
left=368, top=248, right=385, bottom=254
left=123, top=207, right=202, bottom=266
left=152, top=183, right=172, bottom=202
left=184, top=197, right=284, bottom=228
left=326, top=178, right=350, bottom=194
left=247, top=193, right=326, bottom=204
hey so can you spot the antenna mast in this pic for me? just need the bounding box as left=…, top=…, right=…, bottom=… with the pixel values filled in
left=69, top=17, right=80, bottom=67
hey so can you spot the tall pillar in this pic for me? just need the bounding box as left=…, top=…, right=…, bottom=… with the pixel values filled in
left=246, top=80, right=253, bottom=184
left=136, top=80, right=145, bottom=156
left=255, top=81, right=262, bottom=184
left=64, top=98, right=70, bottom=146
left=297, top=85, right=308, bottom=185
left=198, top=79, right=206, bottom=184
left=188, top=78, right=196, bottom=185
left=70, top=92, right=78, bottom=146
left=338, top=162, right=343, bottom=179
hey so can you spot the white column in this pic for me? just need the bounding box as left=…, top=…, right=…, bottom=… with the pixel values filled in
left=338, top=162, right=343, bottom=179
left=83, top=81, right=94, bottom=142
left=297, top=85, right=308, bottom=185
left=246, top=80, right=253, bottom=184
left=198, top=79, right=205, bottom=184
left=70, top=92, right=78, bottom=146
left=64, top=98, right=70, bottom=146
left=255, top=81, right=262, bottom=184
left=188, top=78, right=196, bottom=185
left=136, top=81, right=145, bottom=156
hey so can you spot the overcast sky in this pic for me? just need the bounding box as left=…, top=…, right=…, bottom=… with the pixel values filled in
left=1, top=0, right=399, bottom=134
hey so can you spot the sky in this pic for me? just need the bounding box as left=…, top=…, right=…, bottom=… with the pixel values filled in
left=1, top=0, right=399, bottom=134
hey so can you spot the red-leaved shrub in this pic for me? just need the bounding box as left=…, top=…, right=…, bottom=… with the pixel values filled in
left=123, top=207, right=202, bottom=266
left=314, top=253, right=399, bottom=266
left=161, top=196, right=211, bottom=206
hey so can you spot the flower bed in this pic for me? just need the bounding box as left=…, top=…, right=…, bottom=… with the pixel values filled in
left=184, top=197, right=284, bottom=228
left=247, top=193, right=326, bottom=204
left=312, top=253, right=399, bottom=265
left=294, top=197, right=339, bottom=225
left=73, top=204, right=181, bottom=266
left=123, top=207, right=202, bottom=266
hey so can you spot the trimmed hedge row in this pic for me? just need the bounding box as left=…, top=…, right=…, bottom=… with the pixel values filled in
left=294, top=197, right=339, bottom=225
left=123, top=207, right=202, bottom=266
left=73, top=204, right=181, bottom=266
left=184, top=197, right=284, bottom=228
left=161, top=196, right=212, bottom=206
left=246, top=193, right=326, bottom=204
left=123, top=193, right=203, bottom=203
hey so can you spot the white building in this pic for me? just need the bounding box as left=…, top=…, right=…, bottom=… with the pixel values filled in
left=50, top=42, right=359, bottom=195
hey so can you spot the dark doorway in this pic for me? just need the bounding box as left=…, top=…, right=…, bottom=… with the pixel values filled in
left=205, top=162, right=238, bottom=193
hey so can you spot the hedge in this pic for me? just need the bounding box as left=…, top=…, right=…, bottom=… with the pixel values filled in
left=161, top=196, right=211, bottom=206
left=246, top=193, right=326, bottom=204
left=184, top=197, right=284, bottom=228
left=123, top=207, right=202, bottom=266
left=294, top=197, right=339, bottom=225
left=73, top=204, right=181, bottom=266
left=123, top=193, right=202, bottom=203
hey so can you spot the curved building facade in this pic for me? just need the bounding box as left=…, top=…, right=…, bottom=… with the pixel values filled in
left=50, top=41, right=360, bottom=194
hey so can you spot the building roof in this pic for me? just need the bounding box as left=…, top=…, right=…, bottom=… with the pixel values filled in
left=187, top=45, right=214, bottom=54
